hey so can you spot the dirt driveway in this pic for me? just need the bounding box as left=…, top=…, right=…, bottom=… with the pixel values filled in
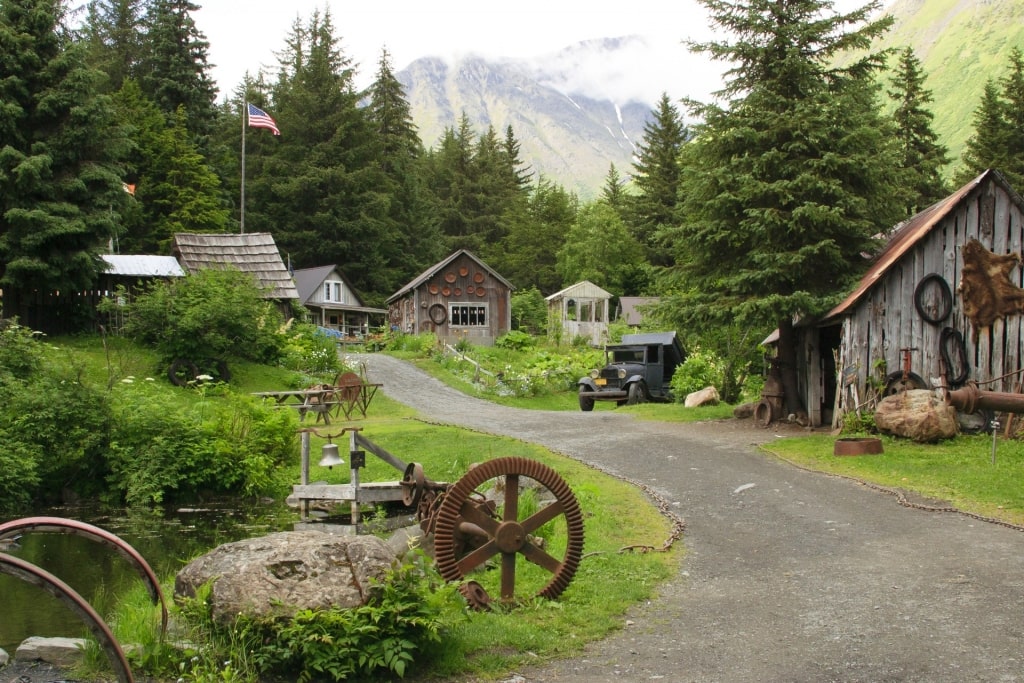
left=355, top=353, right=1024, bottom=683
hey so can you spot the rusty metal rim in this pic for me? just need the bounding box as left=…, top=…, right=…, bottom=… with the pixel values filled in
left=0, top=517, right=168, bottom=634
left=0, top=553, right=135, bottom=683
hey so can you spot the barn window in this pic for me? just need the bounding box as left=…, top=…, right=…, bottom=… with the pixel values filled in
left=449, top=303, right=487, bottom=327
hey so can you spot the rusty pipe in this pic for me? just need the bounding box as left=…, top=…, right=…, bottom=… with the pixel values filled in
left=945, top=382, right=1024, bottom=414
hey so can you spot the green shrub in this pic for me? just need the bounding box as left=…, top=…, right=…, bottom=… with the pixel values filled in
left=495, top=330, right=535, bottom=350
left=385, top=331, right=439, bottom=356
left=0, top=328, right=114, bottom=505
left=670, top=347, right=725, bottom=401
left=490, top=348, right=602, bottom=398
left=124, top=268, right=286, bottom=368
left=106, top=380, right=297, bottom=505
left=0, top=426, right=40, bottom=512
left=279, top=323, right=343, bottom=377
left=511, top=286, right=547, bottom=335
left=238, top=553, right=464, bottom=681
left=0, top=320, right=44, bottom=380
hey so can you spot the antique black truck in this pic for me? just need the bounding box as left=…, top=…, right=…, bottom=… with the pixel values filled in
left=577, top=331, right=686, bottom=411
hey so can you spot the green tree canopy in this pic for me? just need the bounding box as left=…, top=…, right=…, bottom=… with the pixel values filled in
left=888, top=46, right=950, bottom=214
left=557, top=201, right=645, bottom=295
left=0, top=0, right=130, bottom=330
left=664, top=0, right=899, bottom=416
left=957, top=48, right=1024, bottom=188
left=628, top=93, right=687, bottom=267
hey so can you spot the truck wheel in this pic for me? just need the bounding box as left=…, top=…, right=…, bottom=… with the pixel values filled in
left=627, top=382, right=645, bottom=405
left=578, top=386, right=594, bottom=412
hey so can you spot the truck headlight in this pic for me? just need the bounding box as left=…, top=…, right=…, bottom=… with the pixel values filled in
left=589, top=369, right=600, bottom=379
left=617, top=368, right=627, bottom=379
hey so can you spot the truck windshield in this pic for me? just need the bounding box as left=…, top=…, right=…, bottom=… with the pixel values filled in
left=610, top=348, right=644, bottom=363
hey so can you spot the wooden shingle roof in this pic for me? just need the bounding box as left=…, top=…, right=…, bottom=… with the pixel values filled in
left=172, top=232, right=298, bottom=300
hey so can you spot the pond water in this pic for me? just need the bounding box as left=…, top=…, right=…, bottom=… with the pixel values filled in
left=0, top=500, right=299, bottom=654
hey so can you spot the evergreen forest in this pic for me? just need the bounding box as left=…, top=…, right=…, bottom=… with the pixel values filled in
left=3, top=0, right=1024, bottom=412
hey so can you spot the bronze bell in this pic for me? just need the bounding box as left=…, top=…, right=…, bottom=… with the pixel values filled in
left=318, top=442, right=344, bottom=469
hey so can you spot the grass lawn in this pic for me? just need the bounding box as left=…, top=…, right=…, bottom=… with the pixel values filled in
left=761, top=431, right=1024, bottom=527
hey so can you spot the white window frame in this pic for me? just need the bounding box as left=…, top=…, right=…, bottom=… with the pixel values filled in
left=448, top=302, right=488, bottom=327
left=323, top=280, right=345, bottom=303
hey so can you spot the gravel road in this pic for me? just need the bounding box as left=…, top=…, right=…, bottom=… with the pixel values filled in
left=353, top=353, right=1024, bottom=683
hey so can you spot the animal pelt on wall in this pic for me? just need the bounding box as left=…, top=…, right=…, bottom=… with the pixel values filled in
left=957, top=238, right=1024, bottom=338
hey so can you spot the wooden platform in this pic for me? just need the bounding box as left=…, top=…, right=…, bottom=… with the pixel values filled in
left=291, top=481, right=406, bottom=505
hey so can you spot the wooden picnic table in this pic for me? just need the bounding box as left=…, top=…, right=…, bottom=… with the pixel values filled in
left=252, top=375, right=382, bottom=423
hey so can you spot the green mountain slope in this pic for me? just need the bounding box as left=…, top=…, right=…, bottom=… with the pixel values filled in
left=878, top=0, right=1024, bottom=165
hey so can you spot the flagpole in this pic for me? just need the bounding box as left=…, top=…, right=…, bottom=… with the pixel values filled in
left=240, top=101, right=247, bottom=234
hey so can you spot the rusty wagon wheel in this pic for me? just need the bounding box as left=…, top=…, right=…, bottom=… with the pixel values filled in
left=167, top=358, right=197, bottom=386
left=433, top=457, right=585, bottom=608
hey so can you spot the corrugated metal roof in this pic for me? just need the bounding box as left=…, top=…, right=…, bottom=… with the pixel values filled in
left=101, top=255, right=184, bottom=277
left=545, top=280, right=613, bottom=301
left=172, top=232, right=299, bottom=300
left=819, top=170, right=999, bottom=324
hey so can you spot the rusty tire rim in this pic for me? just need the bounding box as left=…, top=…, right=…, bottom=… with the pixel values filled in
left=433, top=457, right=585, bottom=606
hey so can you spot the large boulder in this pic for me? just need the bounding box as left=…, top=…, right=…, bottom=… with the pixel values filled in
left=685, top=386, right=720, bottom=408
left=175, top=531, right=395, bottom=623
left=874, top=389, right=958, bottom=442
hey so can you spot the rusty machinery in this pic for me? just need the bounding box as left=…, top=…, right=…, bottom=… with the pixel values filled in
left=399, top=456, right=585, bottom=610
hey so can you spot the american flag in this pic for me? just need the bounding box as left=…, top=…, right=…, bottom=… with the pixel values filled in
left=247, top=103, right=280, bottom=136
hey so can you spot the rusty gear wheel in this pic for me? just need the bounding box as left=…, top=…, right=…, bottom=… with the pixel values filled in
left=400, top=462, right=426, bottom=508
left=433, top=457, right=585, bottom=606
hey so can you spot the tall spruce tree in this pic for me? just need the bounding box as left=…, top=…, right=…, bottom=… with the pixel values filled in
left=628, top=93, right=687, bottom=267
left=80, top=0, right=144, bottom=91
left=667, top=0, right=899, bottom=417
left=246, top=10, right=400, bottom=301
left=888, top=47, right=949, bottom=214
left=113, top=81, right=229, bottom=252
left=957, top=48, right=1024, bottom=188
left=365, top=48, right=444, bottom=294
left=0, top=0, right=130, bottom=330
left=601, top=163, right=628, bottom=212
left=138, top=0, right=218, bottom=143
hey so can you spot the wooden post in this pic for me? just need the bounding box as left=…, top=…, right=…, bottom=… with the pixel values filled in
left=300, top=430, right=310, bottom=519
left=349, top=430, right=360, bottom=525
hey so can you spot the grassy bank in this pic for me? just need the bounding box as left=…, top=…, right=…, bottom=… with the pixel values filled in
left=41, top=336, right=679, bottom=681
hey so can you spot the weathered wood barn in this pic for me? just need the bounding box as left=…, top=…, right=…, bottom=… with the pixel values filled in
left=546, top=280, right=612, bottom=346
left=788, top=169, right=1024, bottom=428
left=386, top=250, right=513, bottom=346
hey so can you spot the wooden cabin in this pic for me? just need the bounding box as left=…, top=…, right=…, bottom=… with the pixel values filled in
left=546, top=281, right=612, bottom=346
left=171, top=233, right=299, bottom=317
left=386, top=250, right=513, bottom=346
left=785, top=170, right=1024, bottom=428
left=293, top=265, right=386, bottom=339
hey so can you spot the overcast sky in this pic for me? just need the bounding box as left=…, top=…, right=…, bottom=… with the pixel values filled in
left=193, top=0, right=875, bottom=107
left=194, top=0, right=721, bottom=105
